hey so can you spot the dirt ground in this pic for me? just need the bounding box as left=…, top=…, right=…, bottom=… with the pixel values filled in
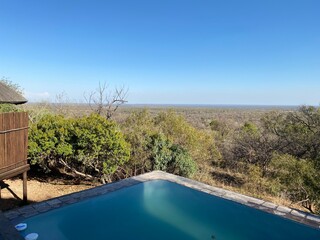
left=0, top=177, right=97, bottom=211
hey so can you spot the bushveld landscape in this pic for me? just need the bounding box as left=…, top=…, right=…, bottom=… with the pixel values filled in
left=1, top=98, right=319, bottom=215
left=1, top=2, right=320, bottom=239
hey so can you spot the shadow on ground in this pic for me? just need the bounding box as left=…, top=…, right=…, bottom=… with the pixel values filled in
left=27, top=168, right=96, bottom=186
left=211, top=170, right=245, bottom=188
left=0, top=181, right=36, bottom=211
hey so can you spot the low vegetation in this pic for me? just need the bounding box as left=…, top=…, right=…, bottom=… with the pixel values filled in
left=216, top=106, right=320, bottom=213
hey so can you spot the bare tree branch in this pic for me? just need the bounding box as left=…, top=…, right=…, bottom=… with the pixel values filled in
left=84, top=82, right=128, bottom=119
left=59, top=159, right=93, bottom=179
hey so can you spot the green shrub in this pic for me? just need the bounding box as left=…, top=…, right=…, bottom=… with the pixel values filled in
left=149, top=134, right=197, bottom=177
left=73, top=114, right=130, bottom=181
left=269, top=153, right=320, bottom=213
left=121, top=110, right=198, bottom=177
left=155, top=110, right=221, bottom=164
left=121, top=110, right=156, bottom=176
left=263, top=106, right=320, bottom=163
left=243, top=165, right=281, bottom=197
left=169, top=144, right=197, bottom=177
left=28, top=113, right=130, bottom=182
left=231, top=121, right=276, bottom=174
left=28, top=114, right=74, bottom=171
left=0, top=104, right=19, bottom=113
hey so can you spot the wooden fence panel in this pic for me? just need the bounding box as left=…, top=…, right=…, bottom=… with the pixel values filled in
left=0, top=112, right=29, bottom=175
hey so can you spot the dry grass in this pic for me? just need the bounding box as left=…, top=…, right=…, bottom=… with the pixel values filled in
left=192, top=163, right=306, bottom=212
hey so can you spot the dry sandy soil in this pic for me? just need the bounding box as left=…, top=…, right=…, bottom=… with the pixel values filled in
left=0, top=177, right=96, bottom=211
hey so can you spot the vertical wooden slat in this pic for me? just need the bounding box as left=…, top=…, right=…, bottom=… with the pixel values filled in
left=24, top=112, right=28, bottom=163
left=4, top=113, right=10, bottom=171
left=6, top=113, right=13, bottom=170
left=14, top=113, right=19, bottom=165
left=0, top=114, right=4, bottom=169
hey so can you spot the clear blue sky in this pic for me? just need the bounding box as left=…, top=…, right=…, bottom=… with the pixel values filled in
left=1, top=0, right=319, bottom=105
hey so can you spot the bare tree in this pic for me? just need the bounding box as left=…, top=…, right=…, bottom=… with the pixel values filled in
left=84, top=82, right=128, bottom=119
left=52, top=91, right=70, bottom=115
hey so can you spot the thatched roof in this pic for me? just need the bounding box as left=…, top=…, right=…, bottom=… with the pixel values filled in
left=0, top=82, right=27, bottom=105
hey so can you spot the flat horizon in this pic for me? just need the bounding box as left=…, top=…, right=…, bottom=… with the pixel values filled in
left=26, top=102, right=306, bottom=109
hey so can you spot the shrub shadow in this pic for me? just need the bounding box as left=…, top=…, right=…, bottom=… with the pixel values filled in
left=211, top=170, right=245, bottom=188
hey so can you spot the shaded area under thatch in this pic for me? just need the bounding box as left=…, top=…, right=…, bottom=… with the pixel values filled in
left=0, top=82, right=27, bottom=105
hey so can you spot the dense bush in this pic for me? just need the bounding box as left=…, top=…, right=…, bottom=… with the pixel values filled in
left=121, top=110, right=198, bottom=177
left=28, top=114, right=130, bottom=183
left=0, top=103, right=19, bottom=113
left=73, top=114, right=130, bottom=181
left=225, top=106, right=320, bottom=213
left=210, top=118, right=230, bottom=138
left=269, top=154, right=320, bottom=214
left=121, top=110, right=155, bottom=176
left=231, top=121, right=277, bottom=174
left=28, top=114, right=74, bottom=171
left=154, top=110, right=221, bottom=164
left=149, top=134, right=197, bottom=177
left=263, top=106, right=320, bottom=163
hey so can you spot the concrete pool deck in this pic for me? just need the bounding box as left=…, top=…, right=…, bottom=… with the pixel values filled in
left=1, top=171, right=320, bottom=239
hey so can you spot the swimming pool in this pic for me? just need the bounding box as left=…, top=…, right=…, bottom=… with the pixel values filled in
left=18, top=179, right=320, bottom=240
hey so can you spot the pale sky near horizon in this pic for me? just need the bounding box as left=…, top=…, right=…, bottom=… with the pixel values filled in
left=1, top=0, right=319, bottom=105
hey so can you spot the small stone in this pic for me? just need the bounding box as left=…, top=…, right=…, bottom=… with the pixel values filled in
left=23, top=211, right=38, bottom=218
left=244, top=196, right=264, bottom=205
left=276, top=206, right=291, bottom=213
left=291, top=210, right=306, bottom=218
left=273, top=210, right=286, bottom=216
left=306, top=214, right=320, bottom=223
left=262, top=202, right=278, bottom=209
left=46, top=199, right=62, bottom=206
left=59, top=195, right=74, bottom=203
left=3, top=210, right=20, bottom=220
left=33, top=203, right=51, bottom=213
left=201, top=189, right=212, bottom=194
left=258, top=206, right=268, bottom=210
left=18, top=206, right=36, bottom=215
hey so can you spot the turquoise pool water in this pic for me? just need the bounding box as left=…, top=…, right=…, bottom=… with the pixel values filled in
left=21, top=180, right=320, bottom=240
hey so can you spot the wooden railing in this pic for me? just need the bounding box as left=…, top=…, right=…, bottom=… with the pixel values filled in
left=0, top=112, right=29, bottom=202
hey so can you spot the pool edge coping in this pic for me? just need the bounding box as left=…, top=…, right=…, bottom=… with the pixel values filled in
left=1, top=171, right=320, bottom=239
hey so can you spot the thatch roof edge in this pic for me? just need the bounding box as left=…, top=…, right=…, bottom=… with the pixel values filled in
left=0, top=82, right=27, bottom=105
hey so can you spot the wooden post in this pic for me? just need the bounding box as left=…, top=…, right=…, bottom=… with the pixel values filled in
left=23, top=171, right=27, bottom=203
